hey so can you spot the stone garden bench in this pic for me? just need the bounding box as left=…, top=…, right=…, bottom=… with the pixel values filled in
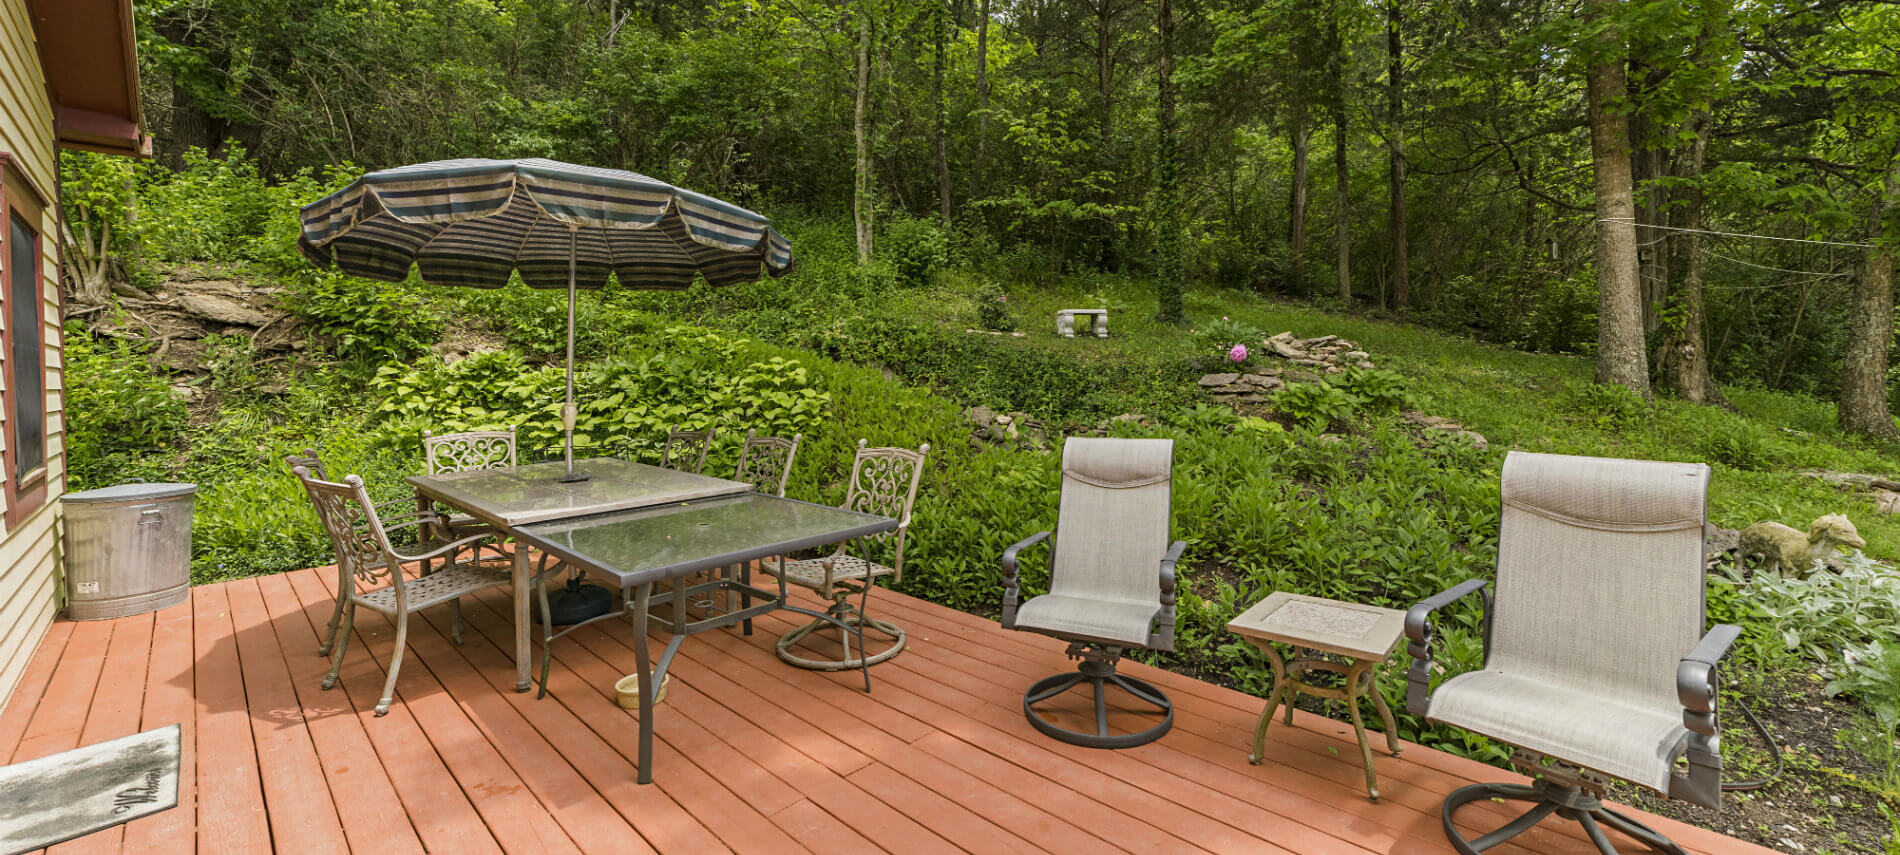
left=1056, top=308, right=1108, bottom=339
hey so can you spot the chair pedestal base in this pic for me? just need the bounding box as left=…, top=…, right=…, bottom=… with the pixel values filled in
left=1023, top=645, right=1173, bottom=749
left=776, top=614, right=907, bottom=671
left=1443, top=780, right=1687, bottom=855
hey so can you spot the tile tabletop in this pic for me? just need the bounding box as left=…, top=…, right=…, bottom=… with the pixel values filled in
left=408, top=457, right=754, bottom=528
left=1227, top=591, right=1407, bottom=661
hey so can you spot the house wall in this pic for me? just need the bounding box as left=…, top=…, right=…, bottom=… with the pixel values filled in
left=0, top=0, right=68, bottom=710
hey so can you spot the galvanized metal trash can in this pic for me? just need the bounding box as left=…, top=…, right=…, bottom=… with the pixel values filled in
left=63, top=482, right=196, bottom=620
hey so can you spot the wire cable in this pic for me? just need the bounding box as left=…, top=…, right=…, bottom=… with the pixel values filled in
left=1721, top=694, right=1784, bottom=792
left=1600, top=219, right=1874, bottom=249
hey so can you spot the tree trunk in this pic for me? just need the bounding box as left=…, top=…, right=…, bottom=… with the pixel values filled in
left=1096, top=0, right=1114, bottom=146
left=1631, top=108, right=1669, bottom=334
left=1839, top=141, right=1900, bottom=440
left=1289, top=105, right=1310, bottom=296
left=62, top=219, right=113, bottom=305
left=975, top=0, right=990, bottom=194
left=1386, top=0, right=1409, bottom=308
left=853, top=6, right=875, bottom=263
left=1583, top=0, right=1649, bottom=395
left=1154, top=0, right=1184, bottom=323
left=1332, top=19, right=1350, bottom=302
left=1656, top=113, right=1726, bottom=407
left=933, top=0, right=952, bottom=227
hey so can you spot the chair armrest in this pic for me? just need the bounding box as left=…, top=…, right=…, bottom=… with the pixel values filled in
left=1404, top=578, right=1489, bottom=717
left=391, top=531, right=496, bottom=565
left=1151, top=540, right=1186, bottom=651
left=1669, top=623, right=1740, bottom=809
left=999, top=531, right=1050, bottom=630
left=1678, top=624, right=1740, bottom=724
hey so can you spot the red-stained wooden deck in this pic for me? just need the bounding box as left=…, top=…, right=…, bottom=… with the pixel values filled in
left=0, top=564, right=1774, bottom=855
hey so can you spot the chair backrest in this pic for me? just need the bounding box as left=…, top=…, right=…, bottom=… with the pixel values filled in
left=1489, top=451, right=1708, bottom=715
left=734, top=432, right=802, bottom=497
left=1048, top=438, right=1174, bottom=608
left=659, top=425, right=715, bottom=474
left=285, top=447, right=331, bottom=481
left=289, top=465, right=404, bottom=591
left=424, top=429, right=518, bottom=474
left=840, top=440, right=928, bottom=580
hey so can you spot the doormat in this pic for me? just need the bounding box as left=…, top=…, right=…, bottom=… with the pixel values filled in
left=0, top=724, right=180, bottom=854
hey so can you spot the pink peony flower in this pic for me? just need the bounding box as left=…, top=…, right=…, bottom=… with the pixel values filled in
left=1228, top=344, right=1248, bottom=363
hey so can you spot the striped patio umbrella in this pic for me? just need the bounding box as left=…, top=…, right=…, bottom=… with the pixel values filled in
left=298, top=158, right=795, bottom=481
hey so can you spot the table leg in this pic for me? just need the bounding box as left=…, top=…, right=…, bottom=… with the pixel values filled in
left=1346, top=660, right=1380, bottom=802
left=513, top=546, right=532, bottom=692
left=1370, top=666, right=1403, bottom=756
left=633, top=582, right=655, bottom=785
left=1250, top=643, right=1290, bottom=764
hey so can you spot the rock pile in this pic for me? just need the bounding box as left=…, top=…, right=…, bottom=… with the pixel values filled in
left=965, top=405, right=1048, bottom=446
left=1260, top=331, right=1375, bottom=374
left=1800, top=470, right=1900, bottom=516
left=1195, top=330, right=1374, bottom=405
left=1196, top=371, right=1285, bottom=404
left=1401, top=410, right=1488, bottom=450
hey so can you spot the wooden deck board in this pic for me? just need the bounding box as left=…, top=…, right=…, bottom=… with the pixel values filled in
left=0, top=565, right=1778, bottom=855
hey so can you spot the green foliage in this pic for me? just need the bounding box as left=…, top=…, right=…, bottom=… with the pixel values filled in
left=1560, top=381, right=1651, bottom=430
left=1827, top=643, right=1900, bottom=786
left=64, top=329, right=189, bottom=489
left=281, top=275, right=444, bottom=366
left=1191, top=315, right=1262, bottom=350
left=1272, top=382, right=1363, bottom=430
left=1331, top=367, right=1417, bottom=412
left=202, top=333, right=259, bottom=394
left=1750, top=552, right=1900, bottom=665
left=133, top=147, right=352, bottom=274
left=974, top=283, right=1014, bottom=331
left=370, top=327, right=832, bottom=472
left=883, top=216, right=949, bottom=289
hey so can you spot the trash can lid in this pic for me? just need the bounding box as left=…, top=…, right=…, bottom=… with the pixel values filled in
left=64, top=482, right=197, bottom=504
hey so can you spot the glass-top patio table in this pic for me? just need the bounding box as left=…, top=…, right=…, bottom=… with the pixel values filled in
left=513, top=492, right=898, bottom=783
left=409, top=457, right=758, bottom=696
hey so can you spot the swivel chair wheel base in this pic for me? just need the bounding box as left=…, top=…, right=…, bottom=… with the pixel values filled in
left=776, top=615, right=907, bottom=671
left=1022, top=646, right=1173, bottom=749
left=1443, top=780, right=1687, bottom=855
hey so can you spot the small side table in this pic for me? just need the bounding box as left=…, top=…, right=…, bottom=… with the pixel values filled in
left=1227, top=592, right=1405, bottom=802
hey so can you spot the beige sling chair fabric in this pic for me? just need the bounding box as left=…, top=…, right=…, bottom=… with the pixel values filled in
left=1011, top=438, right=1174, bottom=648
left=1425, top=451, right=1710, bottom=792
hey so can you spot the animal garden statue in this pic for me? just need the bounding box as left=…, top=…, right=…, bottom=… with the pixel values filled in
left=1739, top=513, right=1867, bottom=576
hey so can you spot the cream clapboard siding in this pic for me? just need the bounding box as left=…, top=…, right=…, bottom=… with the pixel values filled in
left=0, top=0, right=69, bottom=710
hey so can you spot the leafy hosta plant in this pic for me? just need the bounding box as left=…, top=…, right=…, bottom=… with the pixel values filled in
left=1749, top=552, right=1900, bottom=665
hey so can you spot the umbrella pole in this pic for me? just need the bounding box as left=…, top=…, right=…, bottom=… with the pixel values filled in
left=560, top=225, right=588, bottom=482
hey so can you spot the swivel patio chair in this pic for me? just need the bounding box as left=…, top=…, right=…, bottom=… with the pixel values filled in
left=1405, top=451, right=1737, bottom=854
left=659, top=425, right=715, bottom=474
left=759, top=440, right=926, bottom=687
left=293, top=466, right=510, bottom=716
left=1000, top=437, right=1185, bottom=748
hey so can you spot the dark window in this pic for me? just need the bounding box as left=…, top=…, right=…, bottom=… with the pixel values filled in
left=9, top=213, right=41, bottom=481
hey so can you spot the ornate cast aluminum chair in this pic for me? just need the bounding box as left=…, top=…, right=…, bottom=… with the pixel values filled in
left=1000, top=437, right=1185, bottom=748
left=1405, top=451, right=1737, bottom=855
left=759, top=440, right=926, bottom=687
left=734, top=432, right=802, bottom=497
left=421, top=429, right=516, bottom=554
left=659, top=425, right=715, bottom=474
left=288, top=448, right=423, bottom=657
left=293, top=466, right=510, bottom=716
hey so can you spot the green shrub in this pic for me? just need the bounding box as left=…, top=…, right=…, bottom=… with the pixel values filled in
left=974, top=283, right=1014, bottom=331
left=1827, top=643, right=1900, bottom=787
left=1694, top=419, right=1781, bottom=471
left=1750, top=552, right=1899, bottom=665
left=884, top=216, right=948, bottom=289
left=64, top=329, right=188, bottom=488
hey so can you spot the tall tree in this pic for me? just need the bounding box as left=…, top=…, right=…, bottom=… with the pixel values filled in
left=1154, top=0, right=1185, bottom=322
left=1386, top=0, right=1408, bottom=307
left=1839, top=140, right=1900, bottom=440
left=974, top=0, right=990, bottom=194
left=1330, top=17, right=1351, bottom=301
left=854, top=3, right=875, bottom=262
left=1656, top=113, right=1726, bottom=405
left=932, top=0, right=952, bottom=226
left=1583, top=0, right=1650, bottom=395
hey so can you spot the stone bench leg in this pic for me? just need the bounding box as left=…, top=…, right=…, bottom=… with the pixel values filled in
left=1094, top=314, right=1108, bottom=338
left=1057, top=313, right=1075, bottom=338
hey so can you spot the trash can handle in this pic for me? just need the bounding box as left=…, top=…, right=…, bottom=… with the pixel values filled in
left=139, top=509, right=164, bottom=526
